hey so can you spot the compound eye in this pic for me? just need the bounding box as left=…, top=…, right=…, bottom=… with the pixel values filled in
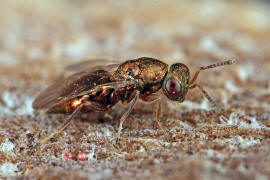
left=165, top=78, right=182, bottom=97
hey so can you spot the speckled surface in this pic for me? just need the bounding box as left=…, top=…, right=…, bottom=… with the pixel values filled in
left=0, top=0, right=270, bottom=179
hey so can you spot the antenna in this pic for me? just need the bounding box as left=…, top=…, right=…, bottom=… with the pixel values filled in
left=190, top=60, right=235, bottom=85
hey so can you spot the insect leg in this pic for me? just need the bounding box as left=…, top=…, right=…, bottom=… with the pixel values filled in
left=40, top=100, right=108, bottom=145
left=83, top=101, right=108, bottom=111
left=140, top=94, right=170, bottom=142
left=40, top=104, right=84, bottom=145
left=190, top=60, right=235, bottom=85
left=117, top=91, right=139, bottom=142
left=189, top=84, right=222, bottom=111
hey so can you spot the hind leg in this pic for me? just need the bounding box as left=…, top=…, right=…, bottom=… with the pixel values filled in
left=40, top=101, right=108, bottom=145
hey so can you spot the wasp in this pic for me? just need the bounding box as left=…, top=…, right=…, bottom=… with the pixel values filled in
left=33, top=57, right=235, bottom=143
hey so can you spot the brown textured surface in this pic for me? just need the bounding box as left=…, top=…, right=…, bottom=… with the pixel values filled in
left=0, top=1, right=270, bottom=179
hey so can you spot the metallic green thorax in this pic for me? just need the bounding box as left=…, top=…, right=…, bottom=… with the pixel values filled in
left=111, top=57, right=169, bottom=95
left=48, top=57, right=191, bottom=114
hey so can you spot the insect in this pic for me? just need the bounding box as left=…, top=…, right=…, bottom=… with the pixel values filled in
left=33, top=57, right=235, bottom=144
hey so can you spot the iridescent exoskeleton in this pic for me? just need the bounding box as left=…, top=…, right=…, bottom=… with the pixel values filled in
left=33, top=57, right=235, bottom=143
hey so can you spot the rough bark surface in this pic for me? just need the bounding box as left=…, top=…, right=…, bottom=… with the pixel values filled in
left=0, top=1, right=270, bottom=179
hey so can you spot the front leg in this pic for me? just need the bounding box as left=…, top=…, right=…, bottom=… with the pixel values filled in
left=140, top=94, right=170, bottom=142
left=189, top=84, right=223, bottom=111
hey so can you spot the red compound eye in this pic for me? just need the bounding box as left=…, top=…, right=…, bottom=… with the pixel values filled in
left=165, top=78, right=182, bottom=97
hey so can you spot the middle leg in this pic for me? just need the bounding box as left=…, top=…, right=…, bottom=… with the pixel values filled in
left=117, top=91, right=139, bottom=141
left=140, top=94, right=170, bottom=142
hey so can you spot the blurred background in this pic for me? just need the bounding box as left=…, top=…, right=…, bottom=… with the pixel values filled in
left=0, top=0, right=269, bottom=115
left=0, top=0, right=270, bottom=179
left=0, top=0, right=269, bottom=65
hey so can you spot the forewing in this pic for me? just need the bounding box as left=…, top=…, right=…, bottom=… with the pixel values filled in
left=33, top=70, right=141, bottom=110
left=66, top=59, right=121, bottom=74
left=33, top=59, right=122, bottom=110
left=32, top=71, right=111, bottom=110
left=76, top=78, right=142, bottom=97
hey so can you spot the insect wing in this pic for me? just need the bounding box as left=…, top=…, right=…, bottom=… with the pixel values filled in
left=33, top=71, right=141, bottom=111
left=66, top=59, right=121, bottom=74
left=32, top=71, right=111, bottom=110
left=76, top=78, right=141, bottom=97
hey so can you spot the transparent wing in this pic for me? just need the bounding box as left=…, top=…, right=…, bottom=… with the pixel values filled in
left=75, top=78, right=140, bottom=97
left=32, top=71, right=111, bottom=110
left=66, top=59, right=121, bottom=74
left=33, top=59, right=123, bottom=110
left=32, top=70, right=140, bottom=111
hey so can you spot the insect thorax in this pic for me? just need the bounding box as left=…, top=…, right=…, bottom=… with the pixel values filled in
left=111, top=57, right=169, bottom=95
